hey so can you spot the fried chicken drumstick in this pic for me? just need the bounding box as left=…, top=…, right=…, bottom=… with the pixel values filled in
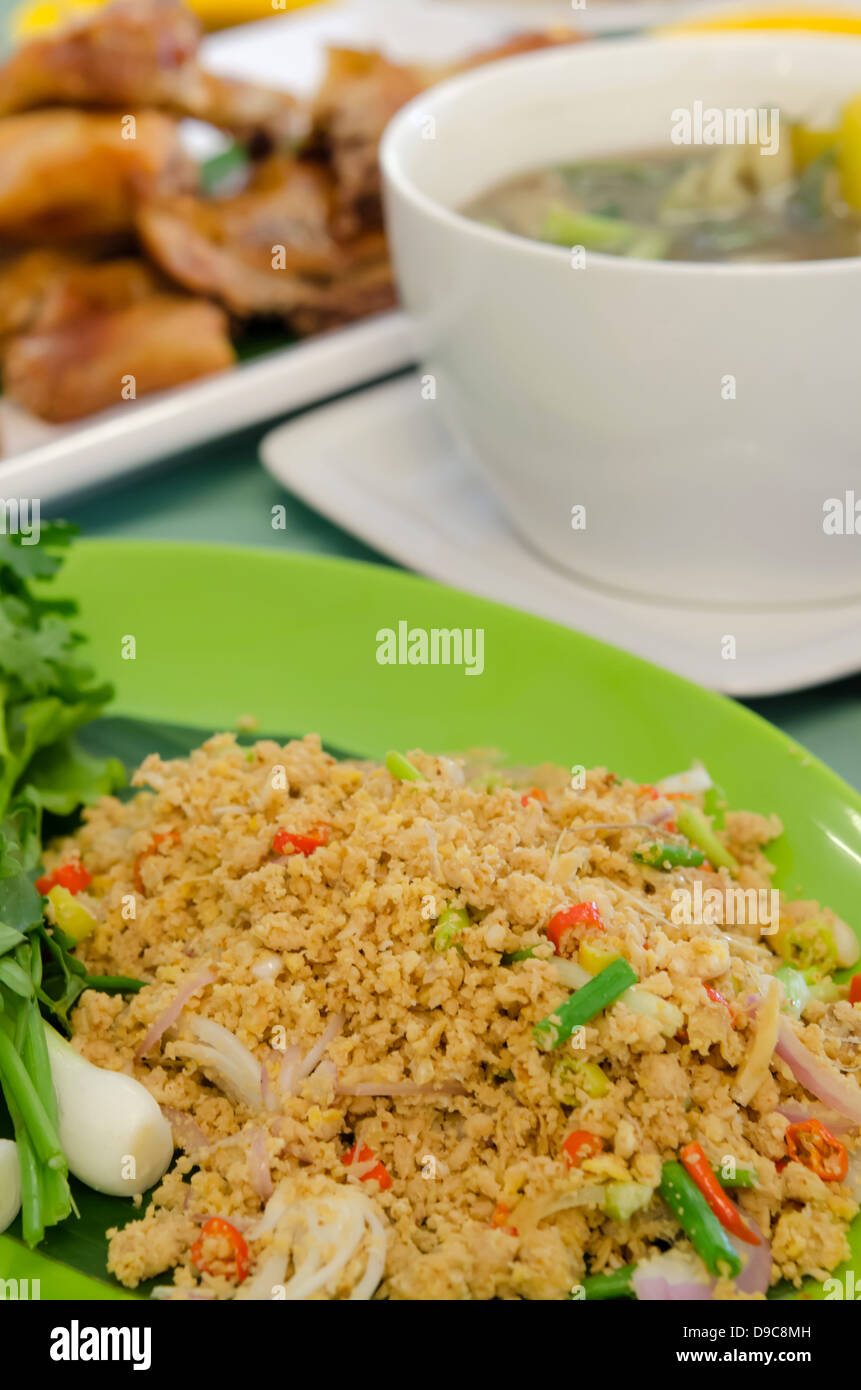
left=0, top=1, right=579, bottom=428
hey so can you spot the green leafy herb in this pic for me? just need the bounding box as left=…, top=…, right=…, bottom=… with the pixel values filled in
left=0, top=526, right=130, bottom=1245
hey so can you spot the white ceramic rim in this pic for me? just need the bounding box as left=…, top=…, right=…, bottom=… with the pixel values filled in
left=380, top=33, right=861, bottom=279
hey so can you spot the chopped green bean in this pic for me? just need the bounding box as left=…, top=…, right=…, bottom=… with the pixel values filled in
left=385, top=751, right=424, bottom=782
left=659, top=1161, right=742, bottom=1279
left=578, top=1263, right=636, bottom=1300
left=82, top=974, right=146, bottom=994
left=433, top=906, right=469, bottom=952
left=634, top=843, right=705, bottom=870
left=533, top=957, right=638, bottom=1051
left=502, top=947, right=538, bottom=964
left=713, top=1161, right=759, bottom=1189
left=674, top=804, right=738, bottom=873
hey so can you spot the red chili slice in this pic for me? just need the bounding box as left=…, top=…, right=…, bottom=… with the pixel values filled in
left=342, top=1142, right=392, bottom=1190
left=191, top=1217, right=249, bottom=1284
left=547, top=902, right=605, bottom=954
left=134, top=831, right=181, bottom=895
left=785, top=1120, right=848, bottom=1182
left=35, top=860, right=91, bottom=896
left=562, top=1130, right=604, bottom=1167
left=273, top=825, right=329, bottom=857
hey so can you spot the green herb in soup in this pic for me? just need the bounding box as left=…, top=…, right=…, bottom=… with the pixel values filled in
left=464, top=102, right=861, bottom=263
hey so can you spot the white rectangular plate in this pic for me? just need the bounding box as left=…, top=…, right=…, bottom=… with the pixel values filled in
left=0, top=0, right=551, bottom=498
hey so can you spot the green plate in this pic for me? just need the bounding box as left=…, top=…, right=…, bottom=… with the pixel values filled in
left=4, top=538, right=860, bottom=1300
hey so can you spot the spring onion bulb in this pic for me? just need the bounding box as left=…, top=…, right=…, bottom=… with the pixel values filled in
left=657, top=766, right=713, bottom=796
left=552, top=958, right=683, bottom=1036
left=0, top=1139, right=21, bottom=1233
left=620, top=987, right=685, bottom=1037
left=45, top=1024, right=173, bottom=1196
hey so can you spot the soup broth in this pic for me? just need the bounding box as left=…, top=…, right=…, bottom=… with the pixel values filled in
left=464, top=141, right=861, bottom=263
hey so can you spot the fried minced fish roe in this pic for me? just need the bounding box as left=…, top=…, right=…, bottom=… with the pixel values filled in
left=49, top=734, right=860, bottom=1299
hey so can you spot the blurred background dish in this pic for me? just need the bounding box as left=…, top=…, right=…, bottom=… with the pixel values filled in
left=382, top=34, right=861, bottom=608
left=0, top=0, right=584, bottom=476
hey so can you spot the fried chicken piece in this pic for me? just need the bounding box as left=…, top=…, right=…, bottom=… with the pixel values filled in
left=0, top=249, right=158, bottom=341
left=288, top=250, right=395, bottom=335
left=308, top=31, right=580, bottom=240
left=0, top=0, right=306, bottom=147
left=138, top=155, right=394, bottom=328
left=308, top=49, right=423, bottom=240
left=184, top=71, right=306, bottom=152
left=0, top=0, right=198, bottom=115
left=3, top=293, right=235, bottom=422
left=0, top=108, right=193, bottom=244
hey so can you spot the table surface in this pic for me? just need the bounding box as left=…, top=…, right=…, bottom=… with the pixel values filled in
left=54, top=396, right=861, bottom=794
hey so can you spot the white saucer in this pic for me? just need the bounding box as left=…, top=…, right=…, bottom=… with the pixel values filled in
left=260, top=375, right=861, bottom=697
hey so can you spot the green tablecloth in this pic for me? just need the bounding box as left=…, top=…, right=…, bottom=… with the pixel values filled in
left=60, top=405, right=861, bottom=793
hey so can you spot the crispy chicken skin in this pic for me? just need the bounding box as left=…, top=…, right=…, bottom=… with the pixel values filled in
left=2, top=293, right=235, bottom=422
left=308, top=33, right=581, bottom=238
left=308, top=48, right=423, bottom=240
left=0, top=0, right=198, bottom=115
left=0, top=249, right=158, bottom=341
left=138, top=156, right=395, bottom=325
left=0, top=2, right=579, bottom=422
left=0, top=108, right=193, bottom=243
left=0, top=0, right=306, bottom=147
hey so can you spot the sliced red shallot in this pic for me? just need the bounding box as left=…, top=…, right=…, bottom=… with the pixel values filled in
left=337, top=1080, right=468, bottom=1098
left=729, top=1218, right=771, bottom=1296
left=260, top=1059, right=279, bottom=1113
left=233, top=1252, right=288, bottom=1302
left=160, top=1106, right=211, bottom=1155
left=310, top=1059, right=338, bottom=1087
left=294, top=1014, right=344, bottom=1082
left=277, top=1045, right=303, bottom=1098
left=135, top=969, right=217, bottom=1060
left=644, top=803, right=677, bottom=827
left=248, top=1130, right=273, bottom=1201
left=250, top=1181, right=292, bottom=1238
left=775, top=1017, right=861, bottom=1124
left=775, top=1102, right=857, bottom=1136
left=172, top=1016, right=264, bottom=1110
left=844, top=1147, right=861, bottom=1201
left=631, top=1250, right=715, bottom=1301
